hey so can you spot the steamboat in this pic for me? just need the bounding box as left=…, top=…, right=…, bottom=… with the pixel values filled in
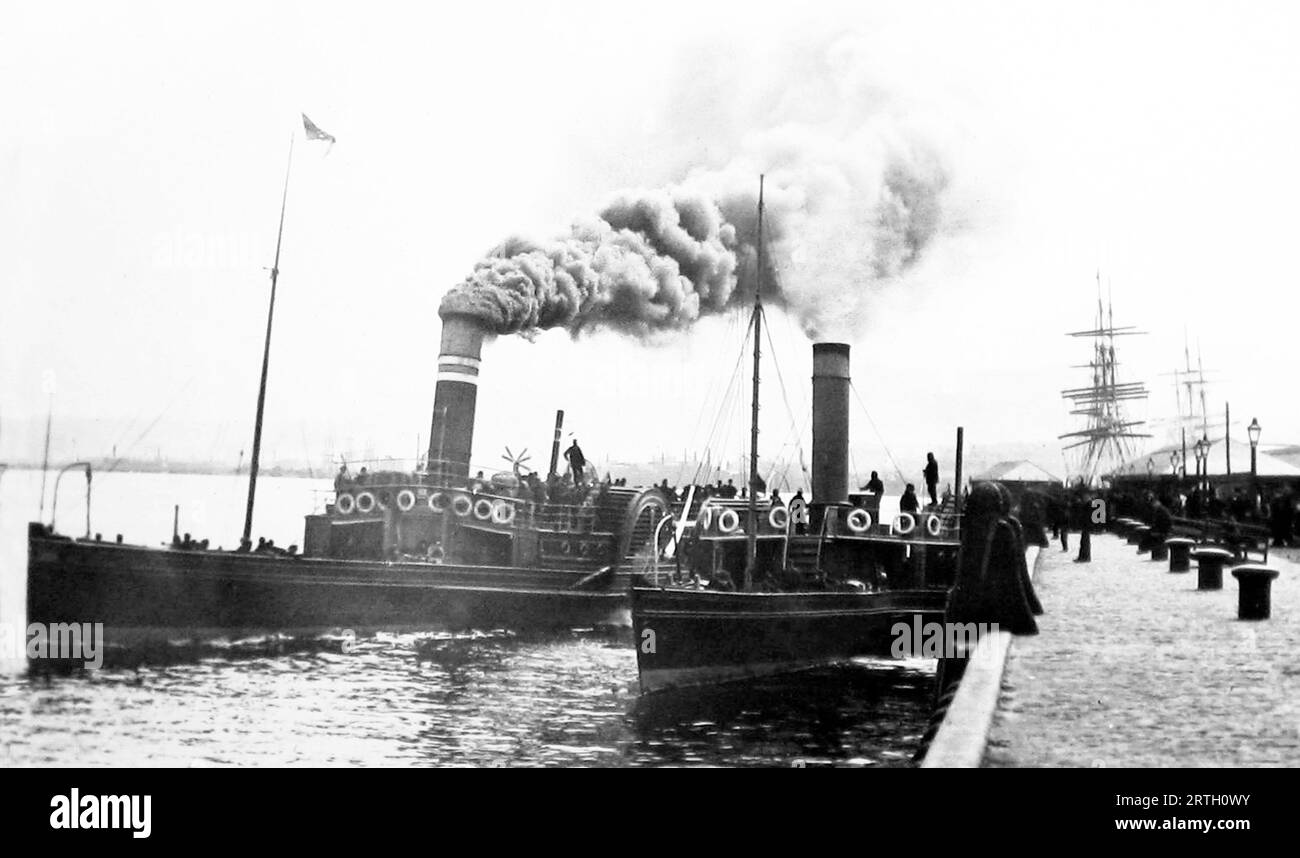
left=26, top=316, right=672, bottom=644
left=629, top=180, right=960, bottom=693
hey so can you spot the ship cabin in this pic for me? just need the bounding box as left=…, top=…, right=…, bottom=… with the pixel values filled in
left=660, top=492, right=962, bottom=592
left=302, top=468, right=672, bottom=572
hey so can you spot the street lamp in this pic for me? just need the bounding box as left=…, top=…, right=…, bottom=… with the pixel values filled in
left=1193, top=436, right=1208, bottom=497
left=1170, top=450, right=1179, bottom=476
left=1248, top=418, right=1261, bottom=478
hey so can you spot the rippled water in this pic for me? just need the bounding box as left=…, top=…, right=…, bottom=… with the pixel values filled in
left=1, top=469, right=933, bottom=767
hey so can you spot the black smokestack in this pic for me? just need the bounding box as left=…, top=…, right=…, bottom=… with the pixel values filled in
left=428, top=314, right=488, bottom=478
left=811, top=342, right=850, bottom=504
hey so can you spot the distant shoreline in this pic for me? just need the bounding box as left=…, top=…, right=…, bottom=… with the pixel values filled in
left=0, top=461, right=325, bottom=479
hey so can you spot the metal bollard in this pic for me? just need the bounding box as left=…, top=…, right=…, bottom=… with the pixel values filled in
left=1135, top=525, right=1153, bottom=554
left=1166, top=538, right=1194, bottom=573
left=1193, top=547, right=1233, bottom=590
left=1231, top=565, right=1280, bottom=620
left=1151, top=540, right=1168, bottom=562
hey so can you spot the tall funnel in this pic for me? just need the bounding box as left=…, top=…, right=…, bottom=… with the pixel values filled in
left=811, top=342, right=850, bottom=504
left=428, top=314, right=488, bottom=478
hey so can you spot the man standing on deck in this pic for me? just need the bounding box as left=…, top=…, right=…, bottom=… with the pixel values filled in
left=923, top=453, right=940, bottom=507
left=564, top=439, right=586, bottom=487
left=861, top=471, right=885, bottom=495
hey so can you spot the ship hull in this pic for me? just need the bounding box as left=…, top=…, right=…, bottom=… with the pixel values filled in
left=27, top=529, right=630, bottom=648
left=631, top=585, right=949, bottom=694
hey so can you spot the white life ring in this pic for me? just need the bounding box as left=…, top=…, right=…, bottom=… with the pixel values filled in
left=473, top=498, right=495, bottom=520
left=451, top=493, right=473, bottom=517
left=925, top=514, right=942, bottom=537
left=396, top=489, right=416, bottom=512
left=697, top=507, right=714, bottom=532
left=893, top=512, right=916, bottom=535
left=427, top=544, right=444, bottom=564
left=846, top=508, right=872, bottom=533
left=335, top=493, right=355, bottom=515
left=355, top=491, right=376, bottom=514
left=769, top=506, right=789, bottom=530
left=428, top=492, right=449, bottom=513
left=491, top=501, right=516, bottom=526
left=717, top=508, right=740, bottom=534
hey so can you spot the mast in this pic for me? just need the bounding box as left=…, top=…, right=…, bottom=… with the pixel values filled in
left=744, top=176, right=765, bottom=591
left=241, top=135, right=295, bottom=548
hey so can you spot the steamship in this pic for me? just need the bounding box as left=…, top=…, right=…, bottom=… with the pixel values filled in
left=26, top=316, right=672, bottom=644
left=629, top=181, right=960, bottom=694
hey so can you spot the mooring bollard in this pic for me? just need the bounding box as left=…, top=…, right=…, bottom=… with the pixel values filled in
left=1151, top=539, right=1169, bottom=562
left=1192, top=547, right=1233, bottom=590
left=1166, top=537, right=1194, bottom=572
left=1113, top=518, right=1133, bottom=537
left=1135, top=525, right=1153, bottom=554
left=1126, top=524, right=1144, bottom=545
left=1231, top=565, right=1280, bottom=620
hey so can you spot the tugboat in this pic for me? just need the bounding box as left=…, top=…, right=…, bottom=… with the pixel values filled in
left=630, top=179, right=960, bottom=693
left=26, top=316, right=672, bottom=645
left=26, top=139, right=673, bottom=648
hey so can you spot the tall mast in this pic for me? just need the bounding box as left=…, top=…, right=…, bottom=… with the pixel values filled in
left=744, top=176, right=765, bottom=591
left=242, top=135, right=295, bottom=547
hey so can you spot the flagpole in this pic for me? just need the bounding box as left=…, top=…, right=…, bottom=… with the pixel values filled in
left=241, top=133, right=295, bottom=548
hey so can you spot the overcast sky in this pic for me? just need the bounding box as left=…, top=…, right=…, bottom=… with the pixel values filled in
left=3, top=0, right=1297, bottom=487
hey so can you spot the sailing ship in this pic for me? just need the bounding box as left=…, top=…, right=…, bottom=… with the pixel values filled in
left=1058, top=278, right=1151, bottom=484
left=629, top=179, right=960, bottom=694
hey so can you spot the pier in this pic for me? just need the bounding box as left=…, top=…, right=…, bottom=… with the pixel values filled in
left=925, top=531, right=1298, bottom=767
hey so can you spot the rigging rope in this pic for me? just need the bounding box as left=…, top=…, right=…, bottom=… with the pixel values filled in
left=849, top=379, right=908, bottom=485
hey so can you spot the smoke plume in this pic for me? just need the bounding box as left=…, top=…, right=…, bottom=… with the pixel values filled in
left=440, top=42, right=950, bottom=341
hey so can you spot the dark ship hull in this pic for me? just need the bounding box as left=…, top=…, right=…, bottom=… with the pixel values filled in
left=631, top=585, right=950, bottom=693
left=27, top=526, right=631, bottom=647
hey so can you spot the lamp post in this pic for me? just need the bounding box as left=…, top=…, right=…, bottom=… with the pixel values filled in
left=1248, top=418, right=1261, bottom=478
left=1193, top=436, right=1208, bottom=505
left=1170, top=450, right=1179, bottom=477
left=1248, top=417, right=1261, bottom=513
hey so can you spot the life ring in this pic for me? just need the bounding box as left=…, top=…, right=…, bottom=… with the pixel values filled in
left=426, top=544, right=444, bottom=564
left=697, top=507, right=714, bottom=532
left=428, top=492, right=449, bottom=513
left=893, top=512, right=916, bottom=535
left=846, top=508, right=872, bottom=533
left=578, top=541, right=590, bottom=557
left=925, top=514, right=942, bottom=537
left=355, top=491, right=376, bottom=514
left=717, top=508, right=740, bottom=534
left=561, top=540, right=572, bottom=554
left=491, top=501, right=516, bottom=526
left=451, top=493, right=473, bottom=517
left=377, top=490, right=392, bottom=510
left=396, top=489, right=416, bottom=512
left=473, top=498, right=495, bottom=520
left=335, top=493, right=355, bottom=515
left=769, top=506, right=789, bottom=530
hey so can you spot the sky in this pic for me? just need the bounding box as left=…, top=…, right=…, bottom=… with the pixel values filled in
left=2, top=0, right=1298, bottom=489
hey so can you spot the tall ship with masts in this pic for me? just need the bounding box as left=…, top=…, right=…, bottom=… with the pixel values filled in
left=1058, top=278, right=1151, bottom=484
left=629, top=179, right=960, bottom=694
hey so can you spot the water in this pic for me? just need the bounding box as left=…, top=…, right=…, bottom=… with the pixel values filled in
left=0, top=468, right=933, bottom=767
